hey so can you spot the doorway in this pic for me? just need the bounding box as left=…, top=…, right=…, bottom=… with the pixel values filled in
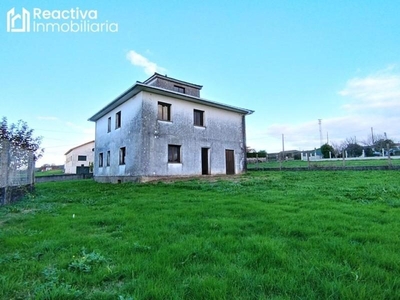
left=225, top=150, right=235, bottom=175
left=201, top=148, right=209, bottom=175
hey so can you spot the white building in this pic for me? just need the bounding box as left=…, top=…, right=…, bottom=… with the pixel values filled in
left=64, top=140, right=95, bottom=174
left=88, top=73, right=253, bottom=183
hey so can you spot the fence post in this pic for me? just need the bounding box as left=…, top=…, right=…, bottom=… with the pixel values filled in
left=28, top=151, right=34, bottom=189
left=387, top=143, right=392, bottom=168
left=342, top=150, right=345, bottom=168
left=0, top=140, right=11, bottom=205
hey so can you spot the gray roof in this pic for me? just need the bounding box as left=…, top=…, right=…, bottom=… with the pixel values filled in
left=143, top=72, right=203, bottom=90
left=88, top=82, right=254, bottom=122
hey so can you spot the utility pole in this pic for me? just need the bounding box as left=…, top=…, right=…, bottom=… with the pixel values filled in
left=318, top=119, right=323, bottom=146
left=371, top=127, right=374, bottom=144
left=282, top=133, right=285, bottom=160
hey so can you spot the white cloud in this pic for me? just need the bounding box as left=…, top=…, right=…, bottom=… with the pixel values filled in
left=339, top=67, right=400, bottom=111
left=247, top=112, right=400, bottom=153
left=126, top=50, right=166, bottom=75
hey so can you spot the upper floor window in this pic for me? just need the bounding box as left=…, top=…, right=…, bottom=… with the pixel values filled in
left=107, top=117, right=111, bottom=133
left=78, top=155, right=87, bottom=161
left=119, top=147, right=126, bottom=165
left=194, top=109, right=204, bottom=126
left=168, top=145, right=181, bottom=163
left=115, top=111, right=121, bottom=129
left=158, top=102, right=171, bottom=121
left=174, top=85, right=185, bottom=94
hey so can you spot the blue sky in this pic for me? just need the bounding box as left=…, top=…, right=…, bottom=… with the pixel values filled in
left=2, top=0, right=400, bottom=165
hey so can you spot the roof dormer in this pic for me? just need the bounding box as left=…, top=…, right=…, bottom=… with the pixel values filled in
left=142, top=73, right=202, bottom=97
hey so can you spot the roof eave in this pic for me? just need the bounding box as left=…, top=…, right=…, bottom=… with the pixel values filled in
left=88, top=84, right=254, bottom=122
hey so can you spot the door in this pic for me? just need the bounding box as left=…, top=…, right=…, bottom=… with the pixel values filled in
left=225, top=150, right=235, bottom=175
left=76, top=165, right=89, bottom=174
left=201, top=148, right=209, bottom=175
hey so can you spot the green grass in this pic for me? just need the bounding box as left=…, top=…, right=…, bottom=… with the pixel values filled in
left=35, top=169, right=64, bottom=177
left=1, top=171, right=400, bottom=299
left=248, top=157, right=400, bottom=169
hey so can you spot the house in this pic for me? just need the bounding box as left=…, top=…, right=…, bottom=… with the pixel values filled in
left=64, top=140, right=95, bottom=174
left=88, top=73, right=254, bottom=183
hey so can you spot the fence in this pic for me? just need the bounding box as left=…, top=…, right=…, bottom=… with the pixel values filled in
left=247, top=155, right=400, bottom=171
left=0, top=140, right=35, bottom=205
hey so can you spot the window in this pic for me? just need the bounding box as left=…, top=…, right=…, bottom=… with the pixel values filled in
left=99, top=153, right=104, bottom=167
left=194, top=109, right=204, bottom=126
left=78, top=155, right=87, bottom=161
left=106, top=151, right=110, bottom=166
left=174, top=85, right=185, bottom=94
left=107, top=117, right=111, bottom=132
left=119, top=147, right=126, bottom=165
left=158, top=102, right=171, bottom=121
left=168, top=145, right=181, bottom=163
left=115, top=111, right=121, bottom=129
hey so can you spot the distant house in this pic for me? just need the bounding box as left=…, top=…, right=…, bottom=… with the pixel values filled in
left=88, top=73, right=253, bottom=183
left=64, top=140, right=95, bottom=174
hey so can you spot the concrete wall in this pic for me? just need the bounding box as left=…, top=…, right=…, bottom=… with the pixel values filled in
left=94, top=93, right=143, bottom=178
left=141, top=92, right=246, bottom=177
left=93, top=91, right=247, bottom=183
left=35, top=173, right=93, bottom=183
left=64, top=142, right=94, bottom=174
left=147, top=77, right=201, bottom=97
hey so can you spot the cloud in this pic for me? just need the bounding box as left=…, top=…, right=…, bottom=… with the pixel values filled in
left=126, top=50, right=166, bottom=75
left=247, top=66, right=400, bottom=153
left=248, top=114, right=400, bottom=153
left=339, top=67, right=400, bottom=111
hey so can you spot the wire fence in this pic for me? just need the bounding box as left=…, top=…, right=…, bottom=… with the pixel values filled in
left=0, top=140, right=35, bottom=205
left=247, top=153, right=400, bottom=171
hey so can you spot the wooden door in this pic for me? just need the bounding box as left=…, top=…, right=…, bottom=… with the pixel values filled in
left=225, top=150, right=235, bottom=175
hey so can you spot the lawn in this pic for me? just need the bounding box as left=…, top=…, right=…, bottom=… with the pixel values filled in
left=1, top=171, right=400, bottom=299
left=248, top=157, right=400, bottom=169
left=35, top=169, right=64, bottom=177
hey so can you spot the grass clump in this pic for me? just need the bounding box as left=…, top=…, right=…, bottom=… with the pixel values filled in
left=0, top=171, right=400, bottom=299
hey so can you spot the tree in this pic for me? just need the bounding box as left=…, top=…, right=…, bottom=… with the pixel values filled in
left=0, top=117, right=44, bottom=168
left=331, top=141, right=346, bottom=158
left=345, top=143, right=363, bottom=157
left=373, top=138, right=394, bottom=152
left=320, top=143, right=334, bottom=158
left=258, top=150, right=267, bottom=158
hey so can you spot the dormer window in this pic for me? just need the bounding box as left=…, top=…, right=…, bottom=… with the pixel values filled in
left=174, top=85, right=185, bottom=94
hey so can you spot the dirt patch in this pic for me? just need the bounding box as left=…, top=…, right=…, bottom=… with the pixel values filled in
left=141, top=174, right=243, bottom=184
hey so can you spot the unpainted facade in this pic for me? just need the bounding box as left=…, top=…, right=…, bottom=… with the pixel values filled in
left=89, top=73, right=253, bottom=183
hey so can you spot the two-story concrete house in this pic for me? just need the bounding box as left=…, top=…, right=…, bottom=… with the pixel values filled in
left=88, top=73, right=253, bottom=183
left=64, top=140, right=95, bottom=174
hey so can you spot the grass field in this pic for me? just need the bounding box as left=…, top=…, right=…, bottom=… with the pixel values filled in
left=35, top=169, right=64, bottom=177
left=248, top=157, right=400, bottom=169
left=1, top=171, right=400, bottom=299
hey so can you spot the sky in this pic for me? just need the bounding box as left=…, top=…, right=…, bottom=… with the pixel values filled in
left=1, top=0, right=400, bottom=166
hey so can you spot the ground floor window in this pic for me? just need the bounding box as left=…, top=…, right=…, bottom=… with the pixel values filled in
left=119, top=147, right=126, bottom=165
left=106, top=151, right=110, bottom=166
left=168, top=145, right=181, bottom=163
left=99, top=153, right=104, bottom=167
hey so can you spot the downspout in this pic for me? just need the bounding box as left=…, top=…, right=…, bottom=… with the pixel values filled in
left=242, top=115, right=247, bottom=172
